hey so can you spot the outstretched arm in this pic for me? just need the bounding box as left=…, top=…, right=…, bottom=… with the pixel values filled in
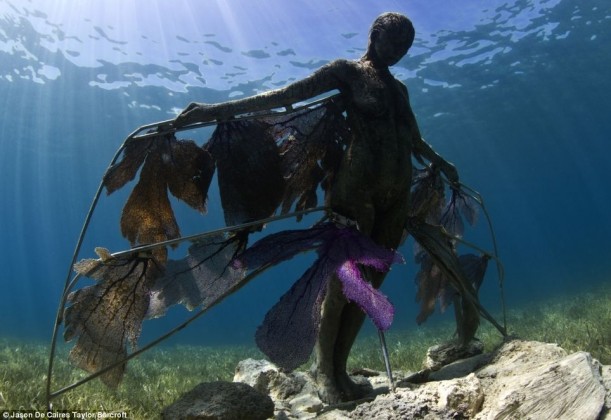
left=175, top=60, right=347, bottom=127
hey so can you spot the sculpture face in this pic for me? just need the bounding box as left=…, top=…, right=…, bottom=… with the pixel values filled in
left=372, top=27, right=411, bottom=66
left=367, top=13, right=414, bottom=67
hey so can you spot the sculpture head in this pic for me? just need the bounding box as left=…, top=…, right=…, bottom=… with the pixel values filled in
left=366, top=12, right=415, bottom=66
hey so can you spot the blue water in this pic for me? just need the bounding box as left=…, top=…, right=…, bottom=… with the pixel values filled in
left=1, top=0, right=609, bottom=350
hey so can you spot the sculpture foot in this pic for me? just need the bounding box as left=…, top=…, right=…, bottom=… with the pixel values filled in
left=313, top=370, right=373, bottom=404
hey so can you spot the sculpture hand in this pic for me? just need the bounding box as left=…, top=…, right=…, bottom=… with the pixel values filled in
left=174, top=102, right=217, bottom=128
left=441, top=161, right=459, bottom=186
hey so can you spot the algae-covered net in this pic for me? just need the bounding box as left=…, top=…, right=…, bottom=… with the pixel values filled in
left=46, top=95, right=506, bottom=406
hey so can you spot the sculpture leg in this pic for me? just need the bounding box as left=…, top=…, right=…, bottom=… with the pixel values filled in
left=312, top=199, right=407, bottom=403
left=310, top=276, right=353, bottom=403
left=312, top=269, right=388, bottom=403
left=322, top=206, right=491, bottom=398
left=333, top=267, right=388, bottom=399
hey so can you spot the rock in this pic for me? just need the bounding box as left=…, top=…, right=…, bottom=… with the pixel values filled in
left=162, top=381, right=274, bottom=420
left=234, top=358, right=306, bottom=400
left=316, top=340, right=609, bottom=420
left=345, top=372, right=483, bottom=419
left=475, top=342, right=606, bottom=420
left=400, top=340, right=487, bottom=386
left=172, top=341, right=609, bottom=419
left=601, top=364, right=611, bottom=418
left=234, top=358, right=324, bottom=418
left=289, top=393, right=324, bottom=414
left=428, top=352, right=490, bottom=382
left=316, top=411, right=353, bottom=420
left=423, top=339, right=484, bottom=371
left=475, top=339, right=567, bottom=381
left=437, top=373, right=484, bottom=417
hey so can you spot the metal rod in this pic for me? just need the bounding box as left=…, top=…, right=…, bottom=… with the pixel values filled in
left=110, top=206, right=328, bottom=259
left=45, top=142, right=129, bottom=410
left=378, top=329, right=395, bottom=392
left=452, top=180, right=508, bottom=333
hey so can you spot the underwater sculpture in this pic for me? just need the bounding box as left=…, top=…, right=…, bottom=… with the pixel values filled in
left=46, top=12, right=506, bottom=406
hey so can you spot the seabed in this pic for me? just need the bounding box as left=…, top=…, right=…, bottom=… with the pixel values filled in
left=1, top=283, right=609, bottom=418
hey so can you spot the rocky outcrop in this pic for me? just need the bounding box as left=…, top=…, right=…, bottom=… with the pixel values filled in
left=233, top=358, right=324, bottom=417
left=423, top=338, right=485, bottom=371
left=602, top=364, right=611, bottom=416
left=229, top=340, right=609, bottom=419
left=474, top=341, right=606, bottom=419
left=162, top=381, right=274, bottom=420
left=163, top=340, right=608, bottom=419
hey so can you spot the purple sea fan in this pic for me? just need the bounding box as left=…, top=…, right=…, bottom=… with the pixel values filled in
left=336, top=260, right=394, bottom=330
left=233, top=222, right=404, bottom=371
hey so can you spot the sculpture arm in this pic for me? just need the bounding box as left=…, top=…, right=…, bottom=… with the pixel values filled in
left=414, top=137, right=458, bottom=185
left=175, top=60, right=348, bottom=127
left=400, top=82, right=459, bottom=184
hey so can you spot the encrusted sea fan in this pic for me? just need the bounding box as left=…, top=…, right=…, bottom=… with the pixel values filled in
left=65, top=252, right=159, bottom=388
left=414, top=252, right=489, bottom=325
left=207, top=120, right=285, bottom=226
left=103, top=134, right=214, bottom=262
left=408, top=165, right=489, bottom=344
left=65, top=223, right=403, bottom=382
left=410, top=166, right=445, bottom=223
left=64, top=235, right=248, bottom=386
left=62, top=99, right=352, bottom=386
left=233, top=222, right=404, bottom=371
left=440, top=187, right=479, bottom=238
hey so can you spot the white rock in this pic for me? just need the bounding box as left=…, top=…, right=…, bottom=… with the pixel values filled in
left=601, top=364, right=611, bottom=418
left=318, top=340, right=609, bottom=420
left=202, top=341, right=610, bottom=420
left=437, top=373, right=484, bottom=417
left=289, top=393, right=324, bottom=414
left=234, top=358, right=306, bottom=400
left=475, top=346, right=606, bottom=420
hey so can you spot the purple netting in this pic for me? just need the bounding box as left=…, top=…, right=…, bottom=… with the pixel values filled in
left=237, top=223, right=403, bottom=369
left=336, top=261, right=394, bottom=330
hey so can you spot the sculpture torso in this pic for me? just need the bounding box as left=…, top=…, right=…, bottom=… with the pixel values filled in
left=327, top=59, right=414, bottom=242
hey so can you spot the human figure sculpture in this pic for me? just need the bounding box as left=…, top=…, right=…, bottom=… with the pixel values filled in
left=175, top=12, right=460, bottom=402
